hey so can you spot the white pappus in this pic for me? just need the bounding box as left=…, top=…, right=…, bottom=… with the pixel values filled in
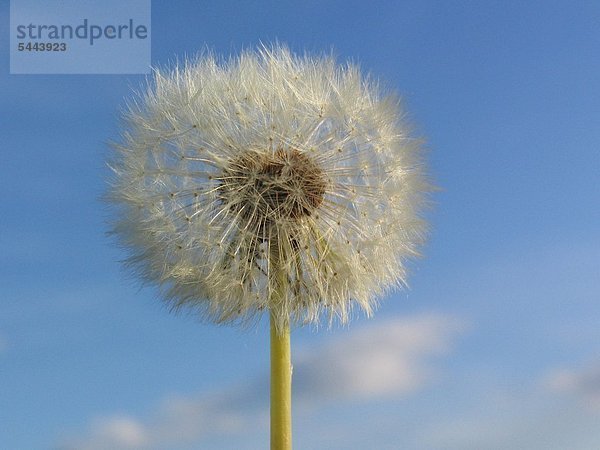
left=106, top=45, right=430, bottom=330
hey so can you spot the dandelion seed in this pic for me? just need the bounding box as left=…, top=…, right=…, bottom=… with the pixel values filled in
left=107, top=45, right=429, bottom=330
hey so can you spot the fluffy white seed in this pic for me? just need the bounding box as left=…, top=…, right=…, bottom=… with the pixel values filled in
left=107, top=45, right=429, bottom=329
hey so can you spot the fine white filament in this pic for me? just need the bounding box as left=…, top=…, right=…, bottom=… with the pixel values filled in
left=107, top=45, right=429, bottom=330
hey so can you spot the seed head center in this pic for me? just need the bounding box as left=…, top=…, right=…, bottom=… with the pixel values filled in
left=220, top=148, right=326, bottom=226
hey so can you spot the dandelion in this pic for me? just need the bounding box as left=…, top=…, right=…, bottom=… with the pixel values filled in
left=107, top=45, right=429, bottom=449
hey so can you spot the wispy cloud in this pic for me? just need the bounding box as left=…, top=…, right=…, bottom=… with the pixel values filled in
left=60, top=313, right=465, bottom=450
left=544, top=362, right=600, bottom=409
left=293, top=313, right=465, bottom=403
left=65, top=416, right=148, bottom=449
left=418, top=362, right=600, bottom=450
left=420, top=398, right=600, bottom=450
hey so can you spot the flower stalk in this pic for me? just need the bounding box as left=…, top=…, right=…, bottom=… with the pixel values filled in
left=269, top=238, right=292, bottom=449
left=270, top=314, right=292, bottom=450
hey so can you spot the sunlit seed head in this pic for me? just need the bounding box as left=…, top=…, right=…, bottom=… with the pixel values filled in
left=106, top=44, right=430, bottom=329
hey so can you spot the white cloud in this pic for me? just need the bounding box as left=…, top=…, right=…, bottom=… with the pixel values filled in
left=421, top=401, right=600, bottom=450
left=61, top=389, right=266, bottom=450
left=65, top=416, right=148, bottom=450
left=61, top=313, right=464, bottom=450
left=421, top=387, right=600, bottom=450
left=544, top=362, right=600, bottom=409
left=417, top=363, right=600, bottom=450
left=293, top=314, right=465, bottom=404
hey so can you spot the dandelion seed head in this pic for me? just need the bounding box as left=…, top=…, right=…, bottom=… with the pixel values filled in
left=107, top=45, right=429, bottom=329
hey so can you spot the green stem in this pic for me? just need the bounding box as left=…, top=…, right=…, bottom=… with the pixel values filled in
left=270, top=313, right=292, bottom=450
left=269, top=238, right=292, bottom=450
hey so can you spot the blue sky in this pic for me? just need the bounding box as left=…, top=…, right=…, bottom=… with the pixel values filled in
left=1, top=1, right=599, bottom=449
